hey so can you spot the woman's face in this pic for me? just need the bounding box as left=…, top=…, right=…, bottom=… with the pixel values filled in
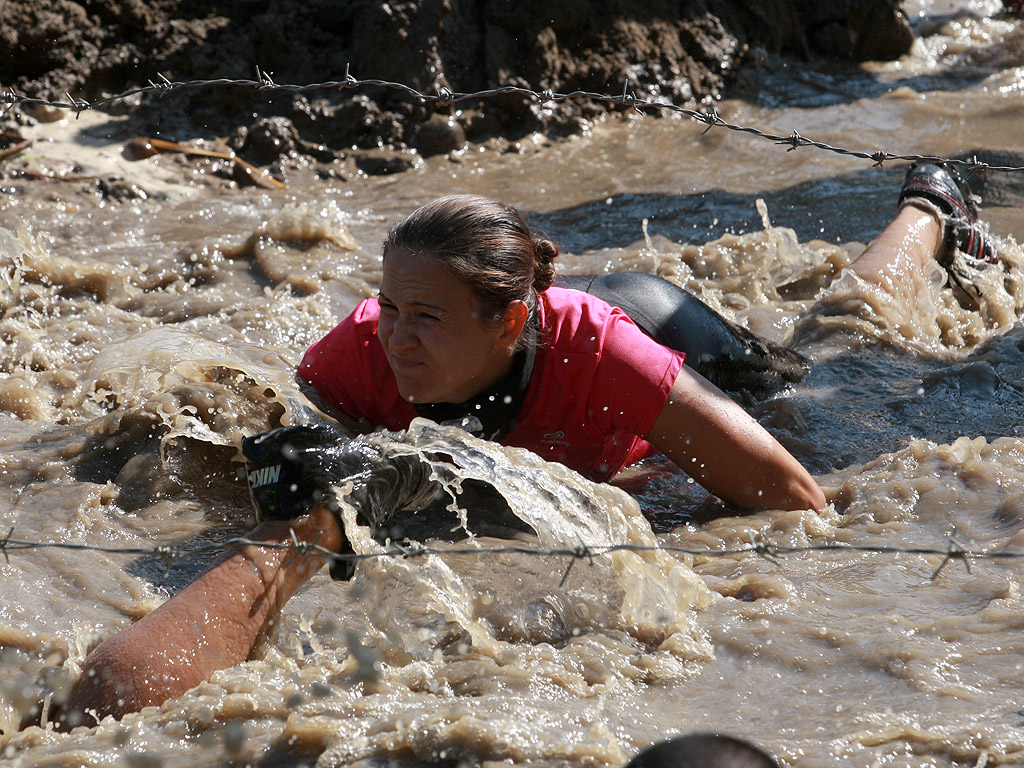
left=377, top=249, right=518, bottom=404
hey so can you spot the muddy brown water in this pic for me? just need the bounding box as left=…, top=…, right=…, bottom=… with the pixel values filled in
left=3, top=4, right=1024, bottom=767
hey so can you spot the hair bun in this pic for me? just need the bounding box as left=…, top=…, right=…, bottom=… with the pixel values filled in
left=532, top=236, right=559, bottom=293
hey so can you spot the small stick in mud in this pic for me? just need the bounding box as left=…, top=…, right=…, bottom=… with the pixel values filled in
left=0, top=139, right=32, bottom=163
left=124, top=136, right=285, bottom=189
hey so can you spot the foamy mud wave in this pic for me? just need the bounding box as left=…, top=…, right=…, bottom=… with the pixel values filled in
left=354, top=419, right=714, bottom=646
left=791, top=231, right=1024, bottom=356
left=72, top=326, right=315, bottom=445
left=0, top=218, right=363, bottom=424
left=655, top=431, right=1024, bottom=767
left=216, top=200, right=367, bottom=295
left=557, top=201, right=856, bottom=348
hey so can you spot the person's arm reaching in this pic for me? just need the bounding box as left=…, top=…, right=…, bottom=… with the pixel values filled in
left=59, top=424, right=439, bottom=728
left=648, top=365, right=825, bottom=512
left=60, top=508, right=342, bottom=728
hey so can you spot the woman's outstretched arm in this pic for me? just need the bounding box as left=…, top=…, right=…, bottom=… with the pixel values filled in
left=648, top=365, right=825, bottom=512
left=59, top=508, right=342, bottom=728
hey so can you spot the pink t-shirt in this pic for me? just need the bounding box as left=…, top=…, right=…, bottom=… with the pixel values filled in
left=299, top=287, right=685, bottom=482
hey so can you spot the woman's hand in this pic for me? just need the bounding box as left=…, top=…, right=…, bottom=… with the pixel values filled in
left=647, top=366, right=825, bottom=512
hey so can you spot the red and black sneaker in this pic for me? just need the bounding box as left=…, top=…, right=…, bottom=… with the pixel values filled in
left=898, top=163, right=1002, bottom=301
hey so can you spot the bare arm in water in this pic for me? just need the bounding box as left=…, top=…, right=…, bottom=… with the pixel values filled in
left=648, top=365, right=826, bottom=512
left=60, top=508, right=342, bottom=728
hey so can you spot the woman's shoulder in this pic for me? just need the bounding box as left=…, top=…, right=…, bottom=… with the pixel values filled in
left=349, top=296, right=381, bottom=325
left=302, top=297, right=383, bottom=371
left=540, top=285, right=618, bottom=326
left=539, top=285, right=630, bottom=349
left=313, top=297, right=380, bottom=343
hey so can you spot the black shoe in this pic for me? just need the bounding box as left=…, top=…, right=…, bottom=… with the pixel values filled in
left=898, top=163, right=1002, bottom=300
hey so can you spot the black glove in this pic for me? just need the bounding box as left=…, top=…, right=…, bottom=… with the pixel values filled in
left=242, top=423, right=438, bottom=580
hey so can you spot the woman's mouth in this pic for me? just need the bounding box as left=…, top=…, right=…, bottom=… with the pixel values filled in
left=390, top=355, right=425, bottom=371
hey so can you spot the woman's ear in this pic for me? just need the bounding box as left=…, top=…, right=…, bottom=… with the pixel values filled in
left=499, top=300, right=529, bottom=347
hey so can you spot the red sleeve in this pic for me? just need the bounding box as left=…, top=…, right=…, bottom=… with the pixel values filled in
left=297, top=299, right=413, bottom=430
left=586, top=307, right=685, bottom=439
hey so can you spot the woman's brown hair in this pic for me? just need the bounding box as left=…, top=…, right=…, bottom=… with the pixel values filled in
left=382, top=195, right=559, bottom=349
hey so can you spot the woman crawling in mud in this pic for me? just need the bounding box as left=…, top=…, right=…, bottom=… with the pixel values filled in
left=58, top=163, right=1002, bottom=728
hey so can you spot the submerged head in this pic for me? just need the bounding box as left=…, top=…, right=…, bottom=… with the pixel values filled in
left=377, top=194, right=559, bottom=404
left=625, top=734, right=780, bottom=768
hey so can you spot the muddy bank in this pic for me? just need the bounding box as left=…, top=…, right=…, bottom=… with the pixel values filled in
left=2, top=0, right=914, bottom=164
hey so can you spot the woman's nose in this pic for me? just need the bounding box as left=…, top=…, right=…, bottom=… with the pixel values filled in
left=388, top=316, right=417, bottom=351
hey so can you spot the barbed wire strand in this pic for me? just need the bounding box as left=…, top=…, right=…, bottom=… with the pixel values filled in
left=3, top=74, right=1024, bottom=173
left=0, top=528, right=1017, bottom=582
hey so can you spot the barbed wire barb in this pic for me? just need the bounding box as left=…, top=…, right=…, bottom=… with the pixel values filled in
left=282, top=526, right=309, bottom=570
left=751, top=536, right=781, bottom=565
left=558, top=544, right=593, bottom=587
left=1, top=526, right=13, bottom=565
left=147, top=73, right=173, bottom=94
left=64, top=92, right=87, bottom=119
left=780, top=130, right=804, bottom=152
left=930, top=538, right=972, bottom=580
left=342, top=63, right=357, bottom=89
left=436, top=86, right=455, bottom=107
left=389, top=540, right=428, bottom=560
left=962, top=155, right=987, bottom=181
left=255, top=66, right=277, bottom=90
left=619, top=79, right=639, bottom=115
left=698, top=106, right=721, bottom=135
left=154, top=545, right=179, bottom=579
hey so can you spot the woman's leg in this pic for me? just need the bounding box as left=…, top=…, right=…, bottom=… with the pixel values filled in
left=851, top=164, right=1002, bottom=305
left=554, top=272, right=809, bottom=400
left=845, top=203, right=943, bottom=301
